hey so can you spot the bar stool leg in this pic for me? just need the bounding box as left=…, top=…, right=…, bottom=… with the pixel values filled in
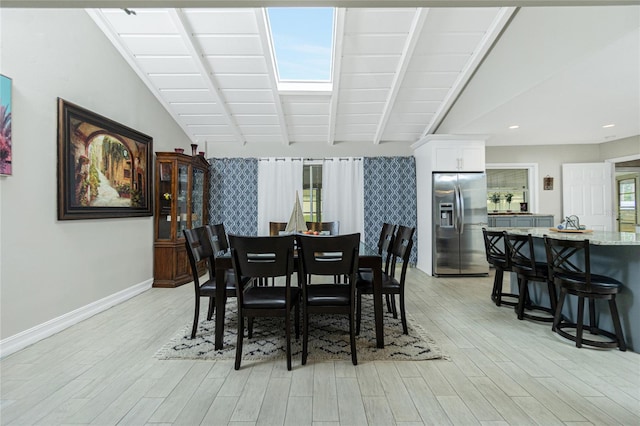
left=552, top=288, right=566, bottom=332
left=516, top=276, right=528, bottom=320
left=576, top=296, right=585, bottom=348
left=609, top=297, right=627, bottom=351
left=588, top=299, right=597, bottom=335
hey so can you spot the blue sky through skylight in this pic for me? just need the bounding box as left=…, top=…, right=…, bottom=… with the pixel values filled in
left=267, top=8, right=334, bottom=82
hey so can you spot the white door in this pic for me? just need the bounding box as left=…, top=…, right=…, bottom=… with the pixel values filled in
left=562, top=163, right=613, bottom=231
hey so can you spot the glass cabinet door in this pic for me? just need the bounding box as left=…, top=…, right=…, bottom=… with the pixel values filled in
left=157, top=162, right=173, bottom=240
left=177, top=164, right=189, bottom=237
left=192, top=167, right=205, bottom=228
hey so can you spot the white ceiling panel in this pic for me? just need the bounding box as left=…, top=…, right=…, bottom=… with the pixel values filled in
left=159, top=89, right=215, bottom=103
left=135, top=56, right=198, bottom=74
left=342, top=34, right=408, bottom=55
left=205, top=56, right=268, bottom=74
left=183, top=9, right=258, bottom=33
left=88, top=5, right=638, bottom=150
left=195, top=35, right=264, bottom=55
left=120, top=35, right=189, bottom=55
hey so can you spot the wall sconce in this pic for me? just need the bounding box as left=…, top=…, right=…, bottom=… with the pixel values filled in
left=543, top=175, right=554, bottom=190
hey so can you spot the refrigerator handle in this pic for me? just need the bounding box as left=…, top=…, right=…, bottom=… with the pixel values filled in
left=457, top=185, right=465, bottom=234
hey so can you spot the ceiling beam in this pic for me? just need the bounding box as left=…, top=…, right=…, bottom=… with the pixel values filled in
left=8, top=1, right=639, bottom=8
left=327, top=7, right=346, bottom=145
left=168, top=8, right=247, bottom=145
left=254, top=8, right=291, bottom=146
left=373, top=7, right=429, bottom=145
left=420, top=6, right=518, bottom=139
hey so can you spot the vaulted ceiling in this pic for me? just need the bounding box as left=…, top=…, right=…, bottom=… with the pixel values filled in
left=89, top=7, right=516, bottom=148
left=77, top=3, right=639, bottom=151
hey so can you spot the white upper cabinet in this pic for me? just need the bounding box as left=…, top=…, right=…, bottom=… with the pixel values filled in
left=433, top=143, right=485, bottom=171
left=412, top=136, right=486, bottom=172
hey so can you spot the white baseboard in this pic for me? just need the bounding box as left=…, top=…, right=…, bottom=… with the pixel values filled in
left=0, top=279, right=153, bottom=359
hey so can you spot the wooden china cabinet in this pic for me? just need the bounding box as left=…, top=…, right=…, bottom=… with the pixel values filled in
left=153, top=152, right=210, bottom=287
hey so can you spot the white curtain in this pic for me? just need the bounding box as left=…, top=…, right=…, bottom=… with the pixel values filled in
left=322, top=158, right=364, bottom=238
left=257, top=158, right=304, bottom=236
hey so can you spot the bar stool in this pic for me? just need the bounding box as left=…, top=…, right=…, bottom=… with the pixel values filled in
left=544, top=236, right=626, bottom=351
left=504, top=232, right=557, bottom=322
left=482, top=228, right=518, bottom=307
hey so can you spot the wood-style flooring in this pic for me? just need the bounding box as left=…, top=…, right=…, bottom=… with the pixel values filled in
left=1, top=268, right=639, bottom=425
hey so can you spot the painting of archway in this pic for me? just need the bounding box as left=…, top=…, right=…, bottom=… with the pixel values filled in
left=57, top=99, right=153, bottom=220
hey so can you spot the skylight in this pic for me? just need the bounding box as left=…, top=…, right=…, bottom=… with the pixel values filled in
left=266, top=7, right=334, bottom=87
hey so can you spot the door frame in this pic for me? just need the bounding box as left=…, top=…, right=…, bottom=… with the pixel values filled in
left=607, top=153, right=640, bottom=231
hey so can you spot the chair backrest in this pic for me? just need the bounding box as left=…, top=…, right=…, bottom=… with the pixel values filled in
left=388, top=225, right=415, bottom=281
left=206, top=223, right=230, bottom=254
left=269, top=221, right=288, bottom=236
left=504, top=232, right=537, bottom=273
left=482, top=228, right=509, bottom=268
left=297, top=233, right=360, bottom=279
left=544, top=236, right=591, bottom=287
left=378, top=223, right=396, bottom=274
left=305, top=221, right=340, bottom=235
left=183, top=226, right=214, bottom=289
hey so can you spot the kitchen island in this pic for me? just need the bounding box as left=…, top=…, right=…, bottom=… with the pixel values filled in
left=489, top=227, right=640, bottom=352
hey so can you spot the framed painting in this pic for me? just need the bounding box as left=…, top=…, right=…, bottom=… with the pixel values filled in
left=57, top=98, right=153, bottom=220
left=0, top=74, right=12, bottom=176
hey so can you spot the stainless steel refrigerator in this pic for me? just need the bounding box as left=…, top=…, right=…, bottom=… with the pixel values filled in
left=433, top=172, right=488, bottom=275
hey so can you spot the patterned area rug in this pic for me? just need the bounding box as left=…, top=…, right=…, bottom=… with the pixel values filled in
left=156, top=298, right=444, bottom=363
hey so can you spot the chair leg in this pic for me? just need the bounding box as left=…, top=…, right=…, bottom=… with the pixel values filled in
left=608, top=296, right=627, bottom=351
left=285, top=311, right=292, bottom=371
left=302, top=311, right=309, bottom=365
left=588, top=299, right=597, bottom=334
left=207, top=297, right=215, bottom=321
left=385, top=294, right=393, bottom=313
left=248, top=317, right=254, bottom=339
left=493, top=269, right=503, bottom=305
left=516, top=277, right=528, bottom=320
left=576, top=296, right=585, bottom=348
left=191, top=298, right=200, bottom=339
left=356, top=290, right=362, bottom=335
left=552, top=288, right=567, bottom=332
left=390, top=294, right=398, bottom=319
left=547, top=281, right=557, bottom=314
left=349, top=312, right=357, bottom=366
left=235, top=314, right=244, bottom=370
left=294, top=303, right=300, bottom=339
left=399, top=292, right=408, bottom=335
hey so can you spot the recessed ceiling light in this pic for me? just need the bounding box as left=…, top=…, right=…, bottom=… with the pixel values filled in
left=508, top=125, right=519, bottom=129
left=602, top=123, right=615, bottom=128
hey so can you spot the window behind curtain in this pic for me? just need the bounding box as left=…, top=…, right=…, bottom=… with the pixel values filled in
left=303, top=163, right=323, bottom=222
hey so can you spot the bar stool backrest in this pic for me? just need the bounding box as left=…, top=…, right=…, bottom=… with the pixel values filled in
left=504, top=232, right=537, bottom=275
left=482, top=228, right=510, bottom=269
left=544, top=236, right=591, bottom=289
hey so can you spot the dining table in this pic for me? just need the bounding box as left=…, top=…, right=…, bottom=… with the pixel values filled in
left=212, top=240, right=385, bottom=350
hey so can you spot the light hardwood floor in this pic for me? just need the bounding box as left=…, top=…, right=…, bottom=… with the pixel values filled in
left=1, top=268, right=639, bottom=425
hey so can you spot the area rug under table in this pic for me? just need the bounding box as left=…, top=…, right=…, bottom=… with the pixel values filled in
left=156, top=298, right=444, bottom=363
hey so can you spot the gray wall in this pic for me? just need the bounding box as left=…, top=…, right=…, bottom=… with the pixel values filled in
left=486, top=135, right=640, bottom=222
left=0, top=9, right=191, bottom=340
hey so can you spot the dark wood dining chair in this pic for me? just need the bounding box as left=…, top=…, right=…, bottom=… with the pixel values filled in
left=360, top=222, right=396, bottom=312
left=228, top=234, right=301, bottom=370
left=269, top=221, right=288, bottom=236
left=183, top=226, right=238, bottom=339
left=356, top=225, right=415, bottom=335
left=482, top=228, right=518, bottom=307
left=544, top=236, right=626, bottom=351
left=296, top=233, right=360, bottom=365
left=305, top=221, right=340, bottom=235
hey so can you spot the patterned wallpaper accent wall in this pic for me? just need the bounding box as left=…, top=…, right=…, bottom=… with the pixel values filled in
left=363, top=156, right=418, bottom=264
left=209, top=158, right=258, bottom=236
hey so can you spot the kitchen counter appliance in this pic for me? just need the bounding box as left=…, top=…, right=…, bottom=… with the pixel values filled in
left=433, top=172, right=488, bottom=275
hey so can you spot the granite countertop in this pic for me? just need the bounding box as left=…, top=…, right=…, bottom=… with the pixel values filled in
left=488, top=226, right=640, bottom=246
left=488, top=213, right=553, bottom=216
